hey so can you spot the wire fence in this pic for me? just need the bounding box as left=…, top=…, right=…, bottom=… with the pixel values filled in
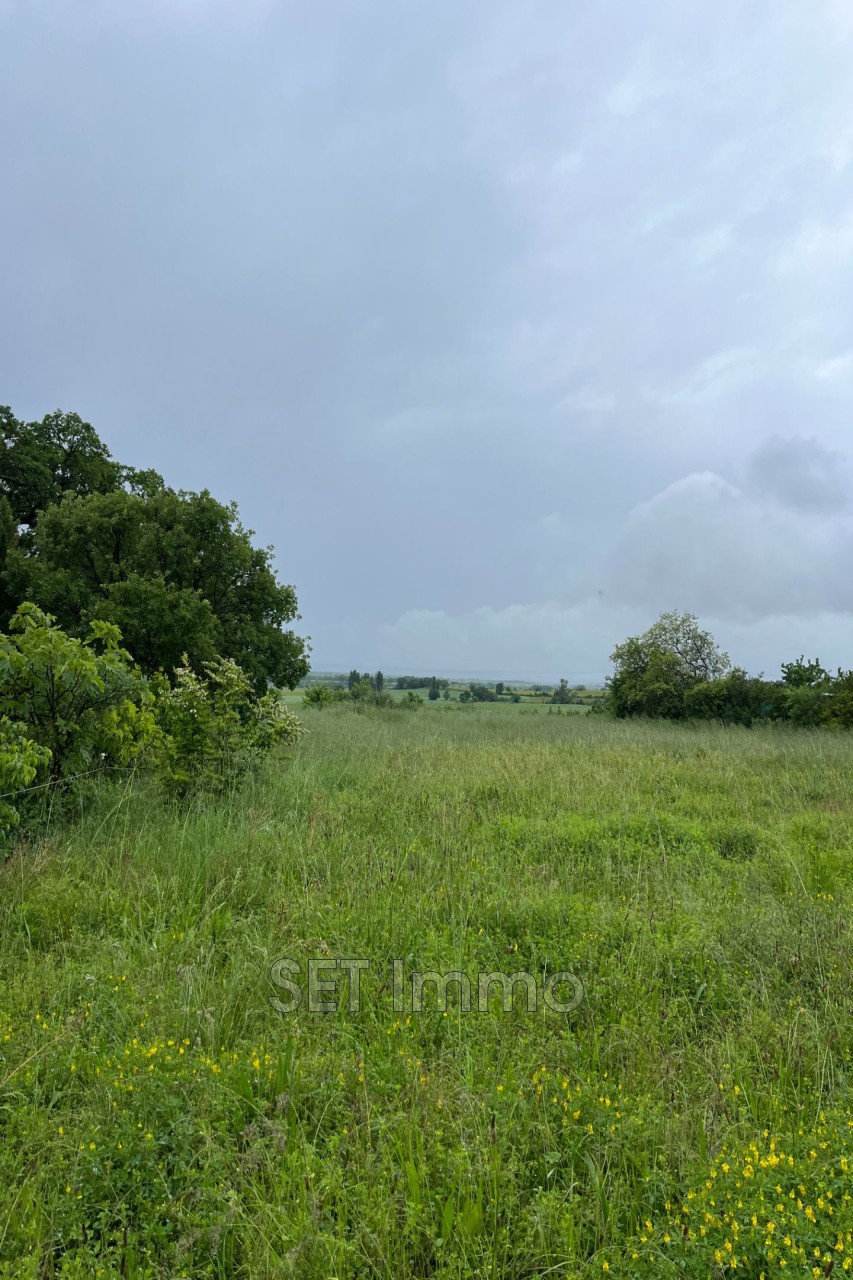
left=0, top=762, right=133, bottom=804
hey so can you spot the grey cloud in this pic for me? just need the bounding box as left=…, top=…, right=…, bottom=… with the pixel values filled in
left=606, top=459, right=853, bottom=622
left=1, top=1, right=853, bottom=675
left=745, top=435, right=849, bottom=513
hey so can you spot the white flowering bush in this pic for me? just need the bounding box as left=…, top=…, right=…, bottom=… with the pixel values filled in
left=152, top=655, right=303, bottom=798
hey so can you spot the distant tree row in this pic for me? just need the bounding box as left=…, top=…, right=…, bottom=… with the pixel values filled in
left=607, top=611, right=853, bottom=728
left=348, top=669, right=384, bottom=692
left=396, top=675, right=449, bottom=690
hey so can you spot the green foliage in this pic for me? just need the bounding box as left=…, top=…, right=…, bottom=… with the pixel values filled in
left=349, top=677, right=375, bottom=702
left=551, top=677, right=578, bottom=704
left=609, top=612, right=731, bottom=720
left=396, top=675, right=449, bottom=690
left=781, top=654, right=830, bottom=688
left=0, top=406, right=120, bottom=532
left=152, top=655, right=303, bottom=798
left=683, top=668, right=778, bottom=727
left=784, top=682, right=828, bottom=727
left=304, top=682, right=399, bottom=711
left=825, top=670, right=853, bottom=729
left=0, top=716, right=51, bottom=840
left=303, top=682, right=337, bottom=708
left=0, top=602, right=155, bottom=785
left=0, top=407, right=309, bottom=691
left=608, top=640, right=690, bottom=718
left=469, top=682, right=499, bottom=702
left=9, top=485, right=307, bottom=690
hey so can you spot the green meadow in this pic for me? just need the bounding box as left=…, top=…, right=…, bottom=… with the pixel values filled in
left=3, top=705, right=853, bottom=1277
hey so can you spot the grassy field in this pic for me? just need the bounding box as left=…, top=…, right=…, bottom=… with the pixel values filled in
left=2, top=706, right=853, bottom=1277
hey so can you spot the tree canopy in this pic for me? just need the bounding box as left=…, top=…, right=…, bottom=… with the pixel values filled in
left=608, top=611, right=730, bottom=719
left=0, top=406, right=308, bottom=690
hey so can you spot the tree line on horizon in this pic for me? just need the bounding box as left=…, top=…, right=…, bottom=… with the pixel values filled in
left=606, top=610, right=853, bottom=728
left=315, top=614, right=853, bottom=728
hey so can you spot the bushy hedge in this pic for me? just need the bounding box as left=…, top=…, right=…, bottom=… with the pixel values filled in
left=0, top=605, right=304, bottom=847
left=607, top=614, right=853, bottom=728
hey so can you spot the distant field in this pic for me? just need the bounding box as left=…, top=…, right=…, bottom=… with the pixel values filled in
left=288, top=687, right=599, bottom=710
left=2, top=709, right=852, bottom=1276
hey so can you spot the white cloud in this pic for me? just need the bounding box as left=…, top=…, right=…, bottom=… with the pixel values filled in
left=787, top=210, right=853, bottom=267
left=607, top=451, right=853, bottom=621
left=815, top=352, right=853, bottom=381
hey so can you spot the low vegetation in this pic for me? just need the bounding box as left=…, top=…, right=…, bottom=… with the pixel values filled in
left=2, top=708, right=853, bottom=1276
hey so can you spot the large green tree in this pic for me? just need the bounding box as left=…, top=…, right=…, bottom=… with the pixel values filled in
left=608, top=611, right=730, bottom=719
left=0, top=407, right=120, bottom=533
left=0, top=408, right=308, bottom=690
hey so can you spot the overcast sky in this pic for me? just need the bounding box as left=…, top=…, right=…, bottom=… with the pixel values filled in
left=2, top=1, right=853, bottom=679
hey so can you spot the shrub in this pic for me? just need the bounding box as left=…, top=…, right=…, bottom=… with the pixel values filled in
left=303, top=682, right=336, bottom=707
left=684, top=669, right=776, bottom=727
left=0, top=602, right=155, bottom=786
left=825, top=670, right=853, bottom=728
left=784, top=683, right=829, bottom=727
left=0, top=716, right=51, bottom=843
left=153, top=655, right=303, bottom=798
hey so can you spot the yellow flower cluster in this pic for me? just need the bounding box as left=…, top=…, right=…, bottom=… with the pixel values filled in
left=623, top=1111, right=853, bottom=1275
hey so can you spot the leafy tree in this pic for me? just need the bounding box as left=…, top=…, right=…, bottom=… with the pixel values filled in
left=348, top=669, right=363, bottom=690
left=642, top=610, right=730, bottom=681
left=396, top=675, right=448, bottom=690
left=774, top=656, right=831, bottom=725
left=495, top=682, right=505, bottom=696
left=374, top=670, right=384, bottom=692
left=551, top=678, right=572, bottom=704
left=0, top=496, right=17, bottom=623
left=781, top=656, right=830, bottom=689
left=428, top=677, right=440, bottom=701
left=0, top=407, right=120, bottom=533
left=7, top=485, right=308, bottom=691
left=469, top=683, right=498, bottom=702
left=608, top=612, right=730, bottom=719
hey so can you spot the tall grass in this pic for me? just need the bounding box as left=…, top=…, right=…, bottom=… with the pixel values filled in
left=1, top=707, right=852, bottom=1276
